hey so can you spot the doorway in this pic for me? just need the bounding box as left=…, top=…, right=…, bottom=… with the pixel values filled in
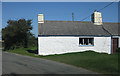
left=112, top=38, right=118, bottom=53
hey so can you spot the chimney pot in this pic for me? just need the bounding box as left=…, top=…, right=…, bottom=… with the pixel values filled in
left=95, top=10, right=97, bottom=12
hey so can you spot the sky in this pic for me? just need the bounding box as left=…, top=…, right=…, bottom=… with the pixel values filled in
left=2, top=2, right=118, bottom=37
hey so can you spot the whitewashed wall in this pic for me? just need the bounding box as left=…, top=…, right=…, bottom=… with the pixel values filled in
left=38, top=36, right=111, bottom=55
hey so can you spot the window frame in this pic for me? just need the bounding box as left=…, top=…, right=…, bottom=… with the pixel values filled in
left=79, top=38, right=94, bottom=47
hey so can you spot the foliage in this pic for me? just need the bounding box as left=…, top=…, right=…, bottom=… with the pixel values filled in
left=28, top=35, right=38, bottom=47
left=116, top=48, right=120, bottom=53
left=7, top=46, right=37, bottom=56
left=2, top=19, right=33, bottom=50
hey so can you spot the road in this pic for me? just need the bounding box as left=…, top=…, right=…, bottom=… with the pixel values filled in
left=2, top=52, right=97, bottom=74
left=0, top=42, right=2, bottom=75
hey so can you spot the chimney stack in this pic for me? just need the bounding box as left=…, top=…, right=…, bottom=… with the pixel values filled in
left=91, top=10, right=102, bottom=25
left=38, top=14, right=44, bottom=35
left=38, top=14, right=44, bottom=23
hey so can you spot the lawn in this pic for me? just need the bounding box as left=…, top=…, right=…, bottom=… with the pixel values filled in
left=43, top=51, right=118, bottom=74
left=6, top=47, right=118, bottom=74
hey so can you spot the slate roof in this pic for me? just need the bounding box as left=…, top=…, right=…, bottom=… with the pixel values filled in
left=102, top=23, right=119, bottom=36
left=38, top=20, right=118, bottom=36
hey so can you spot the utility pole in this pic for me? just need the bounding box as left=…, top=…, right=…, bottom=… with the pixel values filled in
left=72, top=12, right=74, bottom=21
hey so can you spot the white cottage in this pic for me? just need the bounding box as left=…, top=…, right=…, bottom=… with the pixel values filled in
left=38, top=10, right=120, bottom=55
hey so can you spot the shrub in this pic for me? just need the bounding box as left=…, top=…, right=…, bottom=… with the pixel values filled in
left=116, top=48, right=120, bottom=53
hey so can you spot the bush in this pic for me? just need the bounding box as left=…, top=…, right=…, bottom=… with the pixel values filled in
left=116, top=48, right=120, bottom=53
left=2, top=19, right=33, bottom=50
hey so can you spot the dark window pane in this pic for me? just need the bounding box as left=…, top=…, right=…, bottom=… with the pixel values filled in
left=79, top=38, right=83, bottom=45
left=89, top=38, right=93, bottom=45
left=84, top=38, right=88, bottom=45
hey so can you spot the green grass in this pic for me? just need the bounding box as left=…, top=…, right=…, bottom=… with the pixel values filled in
left=7, top=47, right=37, bottom=57
left=6, top=47, right=118, bottom=74
left=43, top=51, right=118, bottom=74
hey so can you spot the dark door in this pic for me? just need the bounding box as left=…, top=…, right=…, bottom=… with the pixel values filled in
left=112, top=38, right=118, bottom=53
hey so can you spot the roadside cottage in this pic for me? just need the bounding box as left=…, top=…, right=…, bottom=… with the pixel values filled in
left=38, top=10, right=120, bottom=55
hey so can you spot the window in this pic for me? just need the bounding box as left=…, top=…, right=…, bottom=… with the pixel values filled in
left=79, top=38, right=94, bottom=46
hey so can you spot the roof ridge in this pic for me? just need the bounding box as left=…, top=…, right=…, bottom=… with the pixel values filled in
left=44, top=20, right=92, bottom=23
left=44, top=20, right=119, bottom=24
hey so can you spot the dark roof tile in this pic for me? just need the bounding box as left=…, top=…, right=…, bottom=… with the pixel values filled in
left=38, top=21, right=115, bottom=36
left=103, top=23, right=119, bottom=36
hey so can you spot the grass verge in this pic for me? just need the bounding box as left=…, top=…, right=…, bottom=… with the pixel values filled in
left=6, top=47, right=118, bottom=74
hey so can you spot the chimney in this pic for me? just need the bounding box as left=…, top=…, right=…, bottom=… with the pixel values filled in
left=38, top=14, right=44, bottom=35
left=91, top=10, right=102, bottom=25
left=38, top=14, right=44, bottom=23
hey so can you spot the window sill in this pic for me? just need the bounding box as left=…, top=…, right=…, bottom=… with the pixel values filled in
left=79, top=45, right=94, bottom=47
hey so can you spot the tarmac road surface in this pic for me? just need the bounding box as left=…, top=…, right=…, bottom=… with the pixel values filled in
left=2, top=52, right=98, bottom=74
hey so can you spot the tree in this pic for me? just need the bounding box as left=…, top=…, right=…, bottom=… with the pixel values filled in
left=2, top=19, right=33, bottom=50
